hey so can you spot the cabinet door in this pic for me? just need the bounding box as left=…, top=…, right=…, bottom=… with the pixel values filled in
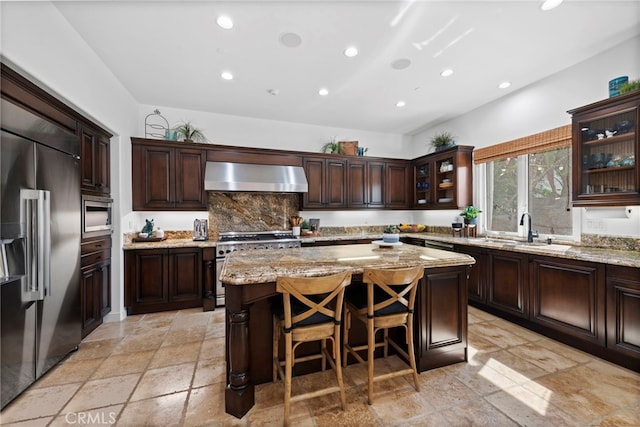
left=487, top=250, right=528, bottom=318
left=570, top=92, right=640, bottom=207
left=175, top=148, right=207, bottom=210
left=417, top=265, right=468, bottom=371
left=138, top=145, right=175, bottom=210
left=96, top=134, right=110, bottom=195
left=80, top=128, right=97, bottom=192
left=456, top=245, right=487, bottom=304
left=302, top=157, right=325, bottom=208
left=99, top=260, right=112, bottom=317
left=347, top=159, right=367, bottom=208
left=129, top=249, right=169, bottom=308
left=325, top=159, right=347, bottom=207
left=413, top=161, right=431, bottom=208
left=169, top=248, right=202, bottom=302
left=367, top=161, right=385, bottom=208
left=81, top=267, right=101, bottom=337
left=607, top=265, right=640, bottom=360
left=385, top=161, right=411, bottom=208
left=529, top=256, right=605, bottom=345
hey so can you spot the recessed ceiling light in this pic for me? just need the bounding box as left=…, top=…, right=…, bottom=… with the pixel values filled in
left=344, top=46, right=358, bottom=57
left=540, top=0, right=563, bottom=11
left=498, top=81, right=511, bottom=89
left=221, top=71, right=234, bottom=80
left=216, top=15, right=233, bottom=29
left=279, top=32, right=302, bottom=48
left=318, top=88, right=329, bottom=96
left=396, top=101, right=406, bottom=108
left=391, top=58, right=411, bottom=70
left=440, top=69, right=454, bottom=77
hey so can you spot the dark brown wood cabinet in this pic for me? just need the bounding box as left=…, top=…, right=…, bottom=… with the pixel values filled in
left=412, top=145, right=474, bottom=209
left=131, top=138, right=207, bottom=211
left=125, top=247, right=203, bottom=314
left=568, top=91, right=640, bottom=207
left=455, top=245, right=488, bottom=304
left=606, top=265, right=640, bottom=362
left=81, top=236, right=112, bottom=337
left=385, top=160, right=411, bottom=208
left=417, top=265, right=469, bottom=371
left=302, top=156, right=347, bottom=209
left=486, top=249, right=528, bottom=318
left=529, top=255, right=605, bottom=345
left=80, top=124, right=111, bottom=195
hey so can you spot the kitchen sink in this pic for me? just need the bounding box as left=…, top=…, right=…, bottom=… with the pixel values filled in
left=516, top=243, right=572, bottom=251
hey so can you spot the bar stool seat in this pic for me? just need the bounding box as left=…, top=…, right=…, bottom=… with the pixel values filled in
left=343, top=266, right=424, bottom=405
left=272, top=270, right=352, bottom=426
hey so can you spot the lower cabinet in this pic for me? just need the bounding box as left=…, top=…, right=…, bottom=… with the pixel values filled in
left=455, top=245, right=487, bottom=304
left=486, top=250, right=528, bottom=318
left=125, top=247, right=203, bottom=314
left=530, top=255, right=605, bottom=346
left=81, top=236, right=112, bottom=338
left=606, top=265, right=640, bottom=362
left=417, top=265, right=469, bottom=371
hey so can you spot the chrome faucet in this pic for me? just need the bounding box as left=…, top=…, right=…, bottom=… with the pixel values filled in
left=520, top=212, right=539, bottom=243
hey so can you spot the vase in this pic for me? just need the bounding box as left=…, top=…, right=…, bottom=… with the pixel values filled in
left=382, top=233, right=400, bottom=243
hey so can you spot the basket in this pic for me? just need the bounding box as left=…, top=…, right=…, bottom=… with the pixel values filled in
left=398, top=224, right=425, bottom=233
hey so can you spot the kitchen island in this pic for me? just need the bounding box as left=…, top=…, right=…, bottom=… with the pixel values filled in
left=220, top=243, right=475, bottom=418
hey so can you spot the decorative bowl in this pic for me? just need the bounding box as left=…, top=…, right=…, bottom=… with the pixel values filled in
left=398, top=224, right=426, bottom=233
left=615, top=120, right=634, bottom=134
left=382, top=233, right=400, bottom=243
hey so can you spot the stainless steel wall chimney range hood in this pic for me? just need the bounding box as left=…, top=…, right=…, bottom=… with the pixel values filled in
left=204, top=161, right=309, bottom=193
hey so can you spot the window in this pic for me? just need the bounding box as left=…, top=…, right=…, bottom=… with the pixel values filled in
left=485, top=147, right=573, bottom=238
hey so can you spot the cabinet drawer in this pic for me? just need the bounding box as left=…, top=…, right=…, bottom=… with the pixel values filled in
left=82, top=249, right=110, bottom=268
left=82, top=237, right=112, bottom=255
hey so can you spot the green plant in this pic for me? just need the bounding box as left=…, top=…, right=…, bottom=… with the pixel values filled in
left=383, top=224, right=399, bottom=233
left=460, top=206, right=482, bottom=220
left=300, top=220, right=310, bottom=229
left=320, top=140, right=344, bottom=154
left=174, top=121, right=206, bottom=143
left=430, top=131, right=455, bottom=148
left=619, top=79, right=640, bottom=94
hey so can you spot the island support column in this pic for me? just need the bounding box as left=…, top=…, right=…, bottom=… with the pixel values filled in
left=225, top=284, right=255, bottom=418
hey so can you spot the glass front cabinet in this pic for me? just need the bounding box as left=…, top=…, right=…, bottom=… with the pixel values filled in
left=569, top=91, right=640, bottom=207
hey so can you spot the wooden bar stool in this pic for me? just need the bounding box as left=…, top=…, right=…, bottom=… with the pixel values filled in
left=342, top=266, right=424, bottom=405
left=272, top=270, right=352, bottom=426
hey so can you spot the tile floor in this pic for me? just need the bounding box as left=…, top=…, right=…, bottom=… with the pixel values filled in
left=1, top=306, right=639, bottom=426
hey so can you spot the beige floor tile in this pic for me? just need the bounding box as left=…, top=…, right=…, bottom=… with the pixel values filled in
left=0, top=416, right=53, bottom=427
left=370, top=386, right=434, bottom=424
left=149, top=341, right=202, bottom=369
left=183, top=383, right=235, bottom=426
left=200, top=337, right=226, bottom=360
left=110, top=330, right=167, bottom=355
left=49, top=404, right=123, bottom=427
left=595, top=405, right=640, bottom=427
left=162, top=326, right=207, bottom=347
left=508, top=342, right=579, bottom=372
left=192, top=356, right=226, bottom=388
left=90, top=350, right=155, bottom=380
left=205, top=319, right=226, bottom=340
left=491, top=318, right=546, bottom=342
left=311, top=389, right=379, bottom=427
left=469, top=322, right=530, bottom=349
left=446, top=358, right=519, bottom=396
left=130, top=362, right=195, bottom=402
left=472, top=349, right=549, bottom=383
left=416, top=372, right=479, bottom=412
left=440, top=398, right=520, bottom=426
left=117, top=391, right=187, bottom=427
left=34, top=358, right=105, bottom=388
left=66, top=338, right=122, bottom=361
left=140, top=310, right=179, bottom=323
left=485, top=385, right=582, bottom=427
left=63, top=374, right=140, bottom=412
left=399, top=411, right=452, bottom=427
left=82, top=322, right=137, bottom=343
left=467, top=332, right=504, bottom=354
left=0, top=383, right=81, bottom=423
left=535, top=338, right=595, bottom=364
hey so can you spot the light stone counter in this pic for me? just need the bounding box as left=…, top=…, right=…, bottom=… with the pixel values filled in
left=220, top=242, right=475, bottom=285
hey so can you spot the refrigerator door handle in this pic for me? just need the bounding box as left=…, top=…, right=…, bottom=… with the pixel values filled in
left=20, top=189, right=51, bottom=301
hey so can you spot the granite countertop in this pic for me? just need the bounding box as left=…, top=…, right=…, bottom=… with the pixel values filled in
left=220, top=243, right=475, bottom=285
left=121, top=232, right=640, bottom=268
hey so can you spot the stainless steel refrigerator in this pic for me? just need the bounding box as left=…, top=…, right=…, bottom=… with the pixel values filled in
left=1, top=98, right=82, bottom=409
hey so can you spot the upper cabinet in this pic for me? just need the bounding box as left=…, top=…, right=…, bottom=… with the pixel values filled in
left=131, top=138, right=207, bottom=211
left=301, top=154, right=411, bottom=210
left=80, top=123, right=111, bottom=196
left=412, top=145, right=474, bottom=209
left=569, top=91, right=640, bottom=207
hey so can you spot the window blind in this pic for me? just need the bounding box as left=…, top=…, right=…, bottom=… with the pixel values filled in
left=474, top=124, right=572, bottom=164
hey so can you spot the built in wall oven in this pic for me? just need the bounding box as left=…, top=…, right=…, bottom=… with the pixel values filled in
left=215, top=231, right=301, bottom=306
left=81, top=195, right=113, bottom=238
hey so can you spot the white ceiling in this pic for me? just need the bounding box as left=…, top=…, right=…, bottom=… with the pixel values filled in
left=54, top=1, right=640, bottom=135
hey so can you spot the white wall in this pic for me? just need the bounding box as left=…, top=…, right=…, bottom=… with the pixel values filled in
left=409, top=36, right=640, bottom=237
left=1, top=1, right=139, bottom=322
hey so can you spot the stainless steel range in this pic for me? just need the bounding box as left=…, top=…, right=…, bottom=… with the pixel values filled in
left=215, top=231, right=301, bottom=306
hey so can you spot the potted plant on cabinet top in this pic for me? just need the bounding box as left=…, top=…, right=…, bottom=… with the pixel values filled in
left=382, top=225, right=400, bottom=243
left=460, top=206, right=482, bottom=225
left=320, top=138, right=344, bottom=154
left=174, top=121, right=206, bottom=143
left=431, top=131, right=455, bottom=151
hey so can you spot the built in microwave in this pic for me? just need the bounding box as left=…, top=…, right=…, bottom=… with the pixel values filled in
left=82, top=195, right=113, bottom=238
